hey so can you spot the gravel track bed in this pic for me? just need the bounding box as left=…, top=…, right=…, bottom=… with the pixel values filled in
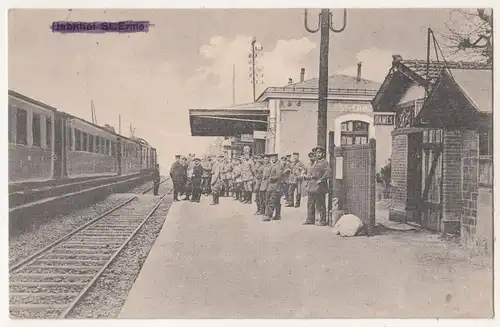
left=68, top=196, right=172, bottom=318
left=9, top=194, right=136, bottom=266
left=11, top=285, right=85, bottom=294
left=10, top=308, right=62, bottom=319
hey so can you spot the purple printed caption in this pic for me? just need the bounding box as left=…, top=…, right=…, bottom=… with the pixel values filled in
left=52, top=21, right=151, bottom=33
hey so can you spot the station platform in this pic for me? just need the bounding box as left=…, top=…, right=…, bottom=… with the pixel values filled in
left=119, top=194, right=493, bottom=318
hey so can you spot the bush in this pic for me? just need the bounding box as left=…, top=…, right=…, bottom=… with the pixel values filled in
left=376, top=159, right=391, bottom=199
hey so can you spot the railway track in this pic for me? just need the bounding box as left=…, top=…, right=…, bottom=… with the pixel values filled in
left=9, top=178, right=171, bottom=319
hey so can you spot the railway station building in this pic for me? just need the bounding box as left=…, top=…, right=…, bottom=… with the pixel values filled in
left=189, top=64, right=396, bottom=170
left=372, top=55, right=493, bottom=252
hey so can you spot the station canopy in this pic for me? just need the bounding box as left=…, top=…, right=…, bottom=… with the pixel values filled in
left=189, top=103, right=269, bottom=137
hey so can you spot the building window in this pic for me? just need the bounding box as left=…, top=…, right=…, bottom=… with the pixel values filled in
left=340, top=120, right=369, bottom=145
left=479, top=130, right=493, bottom=188
left=32, top=114, right=42, bottom=147
left=83, top=132, right=89, bottom=152
left=479, top=130, right=492, bottom=156
left=423, top=129, right=443, bottom=144
left=46, top=117, right=52, bottom=149
left=89, top=134, right=95, bottom=152
left=75, top=129, right=81, bottom=151
left=16, top=108, right=28, bottom=145
left=8, top=105, right=16, bottom=143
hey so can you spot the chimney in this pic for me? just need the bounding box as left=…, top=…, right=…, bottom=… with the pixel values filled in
left=288, top=78, right=293, bottom=84
left=300, top=68, right=305, bottom=82
left=356, top=62, right=362, bottom=82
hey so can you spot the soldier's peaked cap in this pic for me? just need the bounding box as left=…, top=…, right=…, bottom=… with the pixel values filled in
left=293, top=152, right=299, bottom=155
left=175, top=154, right=181, bottom=158
left=194, top=158, right=201, bottom=161
left=313, top=146, right=326, bottom=152
left=268, top=153, right=278, bottom=157
left=281, top=155, right=287, bottom=160
left=308, top=152, right=315, bottom=157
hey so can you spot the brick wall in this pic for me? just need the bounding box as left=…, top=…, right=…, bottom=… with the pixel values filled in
left=389, top=133, right=407, bottom=221
left=460, top=130, right=482, bottom=250
left=441, top=129, right=462, bottom=233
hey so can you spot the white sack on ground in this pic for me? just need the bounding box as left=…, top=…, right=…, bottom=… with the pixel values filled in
left=332, top=214, right=364, bottom=237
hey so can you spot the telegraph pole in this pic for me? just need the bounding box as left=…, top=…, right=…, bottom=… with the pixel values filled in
left=251, top=38, right=256, bottom=102
left=248, top=37, right=264, bottom=103
left=304, top=9, right=347, bottom=148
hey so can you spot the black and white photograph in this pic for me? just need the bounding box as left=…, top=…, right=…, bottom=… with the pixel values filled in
left=6, top=3, right=495, bottom=320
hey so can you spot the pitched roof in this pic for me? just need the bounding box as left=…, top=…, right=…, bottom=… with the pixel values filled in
left=284, top=74, right=381, bottom=91
left=395, top=57, right=492, bottom=82
left=446, top=68, right=492, bottom=113
left=372, top=55, right=492, bottom=111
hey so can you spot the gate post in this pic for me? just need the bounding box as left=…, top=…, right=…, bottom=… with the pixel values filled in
left=328, top=132, right=335, bottom=224
left=367, top=138, right=377, bottom=236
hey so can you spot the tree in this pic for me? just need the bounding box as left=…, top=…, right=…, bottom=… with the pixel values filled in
left=443, top=9, right=493, bottom=63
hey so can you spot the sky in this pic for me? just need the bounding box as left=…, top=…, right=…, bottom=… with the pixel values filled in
left=8, top=8, right=474, bottom=170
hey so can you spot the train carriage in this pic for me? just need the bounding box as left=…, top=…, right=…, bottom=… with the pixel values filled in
left=8, top=91, right=56, bottom=184
left=8, top=89, right=158, bottom=187
left=65, top=115, right=119, bottom=179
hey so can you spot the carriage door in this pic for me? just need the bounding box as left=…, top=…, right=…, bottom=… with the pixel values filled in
left=420, top=129, right=443, bottom=230
left=53, top=115, right=64, bottom=179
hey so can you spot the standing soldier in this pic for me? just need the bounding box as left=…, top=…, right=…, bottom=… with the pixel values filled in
left=222, top=156, right=233, bottom=197
left=263, top=153, right=283, bottom=221
left=240, top=152, right=255, bottom=204
left=201, top=156, right=213, bottom=195
left=303, top=146, right=331, bottom=226
left=259, top=154, right=271, bottom=216
left=280, top=155, right=291, bottom=200
left=169, top=155, right=185, bottom=202
left=252, top=154, right=264, bottom=214
left=152, top=164, right=161, bottom=196
left=190, top=158, right=204, bottom=202
left=183, top=153, right=195, bottom=201
left=232, top=158, right=243, bottom=201
left=286, top=153, right=305, bottom=207
left=210, top=155, right=224, bottom=205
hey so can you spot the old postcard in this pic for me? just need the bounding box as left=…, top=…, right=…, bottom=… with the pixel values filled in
left=7, top=7, right=494, bottom=319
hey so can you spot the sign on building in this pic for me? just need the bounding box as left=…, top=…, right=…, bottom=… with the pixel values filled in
left=240, top=134, right=254, bottom=142
left=374, top=114, right=395, bottom=125
left=253, top=131, right=267, bottom=139
left=338, top=103, right=372, bottom=113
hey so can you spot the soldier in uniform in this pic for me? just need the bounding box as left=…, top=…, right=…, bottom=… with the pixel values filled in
left=280, top=155, right=291, bottom=199
left=286, top=152, right=305, bottom=207
left=303, top=146, right=331, bottom=226
left=190, top=158, right=204, bottom=202
left=210, top=155, right=224, bottom=205
left=169, top=155, right=186, bottom=201
left=183, top=154, right=196, bottom=200
left=152, top=164, right=161, bottom=196
left=232, top=157, right=243, bottom=201
left=259, top=154, right=271, bottom=216
left=252, top=154, right=264, bottom=214
left=263, top=153, right=283, bottom=221
left=222, top=156, right=233, bottom=197
left=201, top=156, right=213, bottom=195
left=240, top=152, right=255, bottom=204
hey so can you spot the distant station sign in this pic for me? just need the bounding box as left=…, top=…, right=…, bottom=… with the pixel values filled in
left=374, top=114, right=395, bottom=125
left=240, top=134, right=254, bottom=142
left=253, top=131, right=267, bottom=139
left=338, top=103, right=372, bottom=113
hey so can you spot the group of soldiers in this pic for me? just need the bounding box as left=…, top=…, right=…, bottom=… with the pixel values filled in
left=168, top=145, right=331, bottom=226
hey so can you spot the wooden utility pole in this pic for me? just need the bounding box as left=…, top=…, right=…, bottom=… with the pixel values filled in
left=251, top=38, right=256, bottom=102
left=304, top=9, right=347, bottom=148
